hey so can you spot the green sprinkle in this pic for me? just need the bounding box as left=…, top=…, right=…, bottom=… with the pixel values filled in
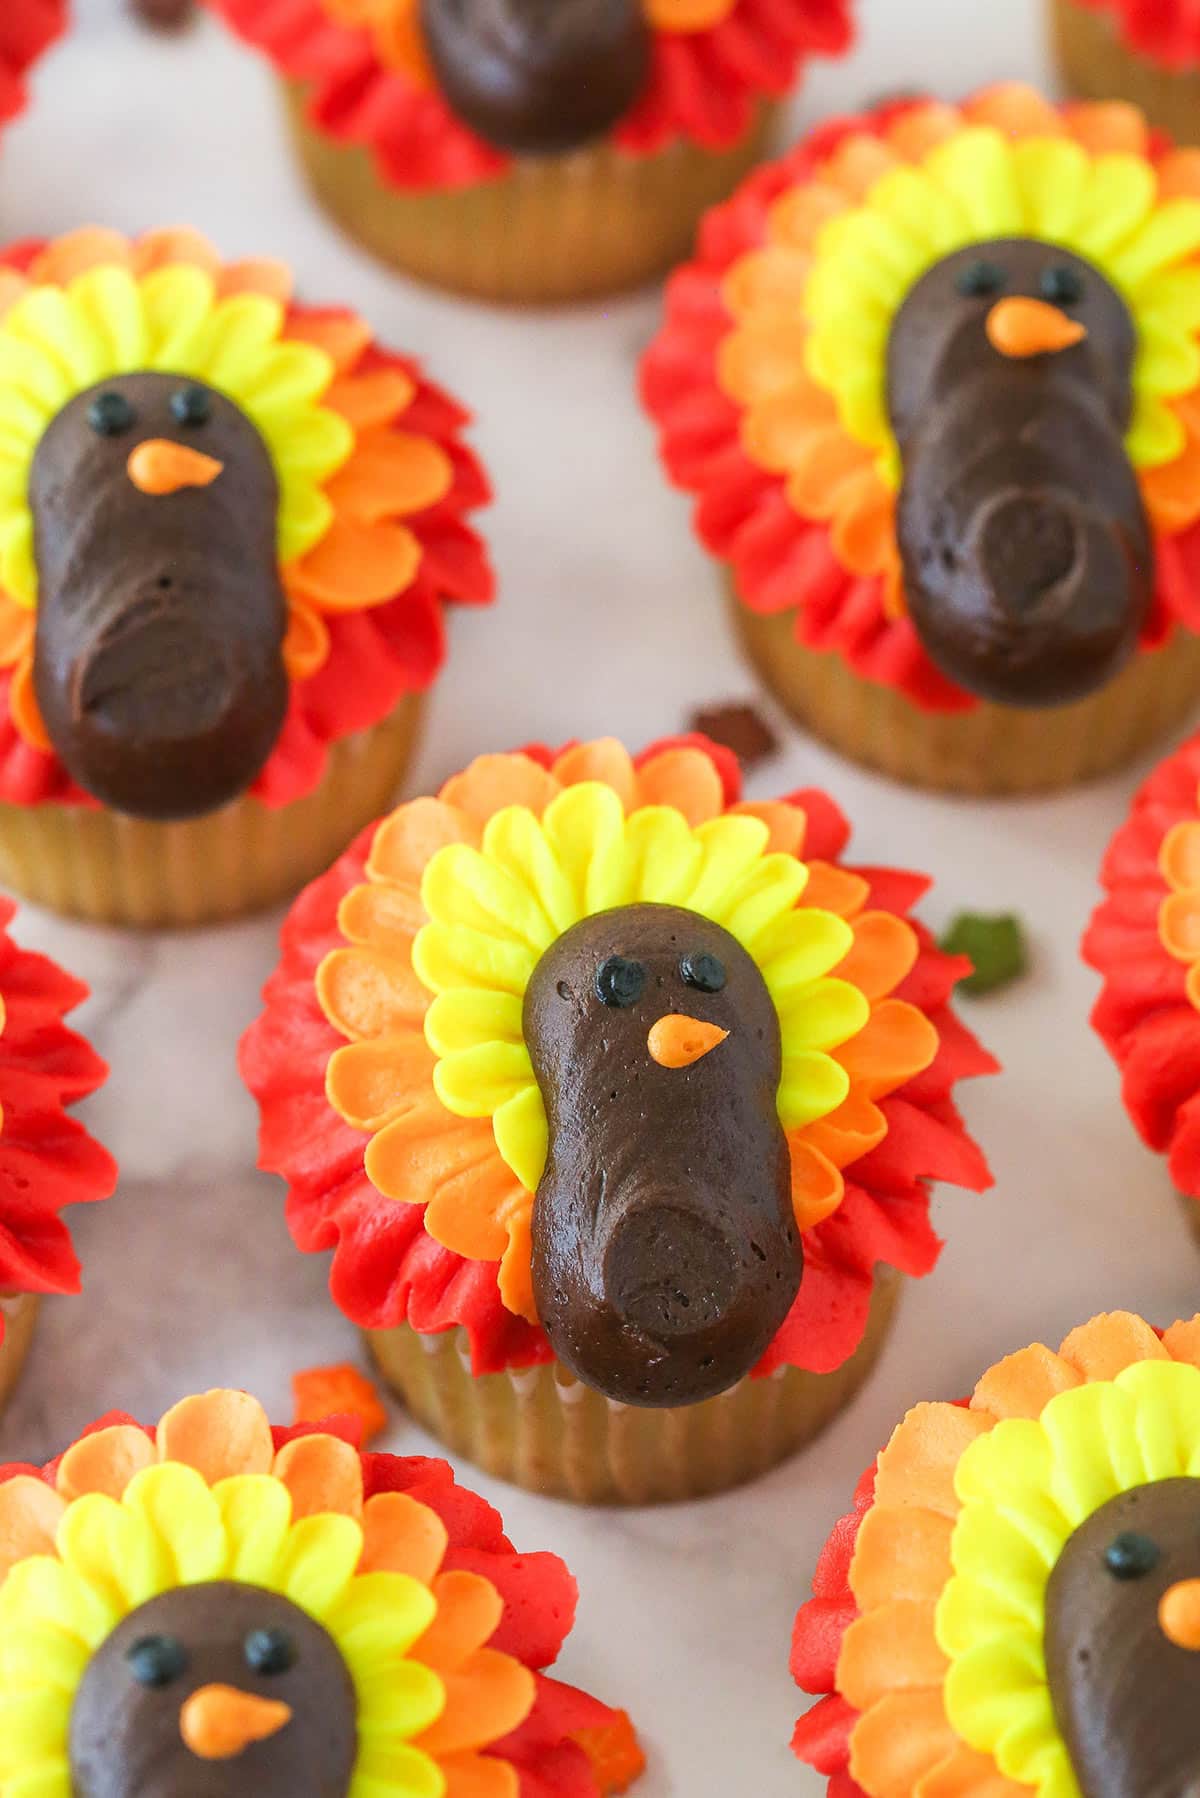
left=939, top=912, right=1028, bottom=996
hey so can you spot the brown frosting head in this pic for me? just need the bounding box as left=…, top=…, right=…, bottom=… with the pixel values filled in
left=31, top=371, right=289, bottom=821
left=1045, top=1476, right=1200, bottom=1798
left=418, top=0, right=650, bottom=156
left=887, top=237, right=1153, bottom=707
left=525, top=902, right=799, bottom=1408
left=69, top=1580, right=358, bottom=1798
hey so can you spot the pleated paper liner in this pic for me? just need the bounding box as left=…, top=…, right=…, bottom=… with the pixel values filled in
left=1053, top=0, right=1200, bottom=145
left=367, top=1269, right=899, bottom=1506
left=0, top=1295, right=38, bottom=1417
left=732, top=594, right=1200, bottom=796
left=0, top=696, right=423, bottom=928
left=282, top=83, right=779, bottom=305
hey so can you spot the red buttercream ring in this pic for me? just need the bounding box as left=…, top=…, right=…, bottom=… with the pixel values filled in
left=641, top=85, right=1200, bottom=795
left=0, top=228, right=495, bottom=926
left=240, top=733, right=996, bottom=1503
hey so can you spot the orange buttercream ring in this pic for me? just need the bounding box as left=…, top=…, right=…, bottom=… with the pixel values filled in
left=180, top=1685, right=293, bottom=1760
left=646, top=1014, right=729, bottom=1068
left=1160, top=1578, right=1200, bottom=1650
left=126, top=439, right=224, bottom=496
left=986, top=296, right=1088, bottom=360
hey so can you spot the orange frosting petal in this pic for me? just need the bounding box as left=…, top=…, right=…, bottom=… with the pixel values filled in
left=327, top=1037, right=431, bottom=1132
left=9, top=651, right=51, bottom=751
left=1059, top=1309, right=1169, bottom=1379
left=288, top=516, right=422, bottom=613
left=496, top=1197, right=536, bottom=1323
left=417, top=1646, right=536, bottom=1757
left=835, top=999, right=939, bottom=1097
left=1062, top=100, right=1149, bottom=156
left=129, top=227, right=220, bottom=276
left=284, top=311, right=373, bottom=373
left=359, top=1491, right=448, bottom=1582
left=551, top=738, right=639, bottom=810
left=800, top=859, right=871, bottom=918
left=0, top=1475, right=65, bottom=1577
left=440, top=1756, right=520, bottom=1798
left=851, top=1505, right=955, bottom=1608
left=368, top=798, right=480, bottom=888
left=292, top=1363, right=388, bottom=1444
left=836, top=912, right=920, bottom=1003
left=800, top=1086, right=889, bottom=1172
left=970, top=1342, right=1083, bottom=1421
left=917, top=1746, right=1029, bottom=1798
left=789, top=1138, right=845, bottom=1232
left=56, top=1425, right=156, bottom=1503
left=838, top=1599, right=947, bottom=1713
left=419, top=1569, right=504, bottom=1675
left=0, top=600, right=33, bottom=669
left=326, top=368, right=417, bottom=432
left=1161, top=816, right=1200, bottom=891
left=438, top=755, right=561, bottom=826
left=337, top=882, right=425, bottom=957
left=872, top=1404, right=991, bottom=1518
left=729, top=800, right=808, bottom=859
left=318, top=949, right=430, bottom=1041
left=272, top=1432, right=363, bottom=1520
left=281, top=597, right=331, bottom=683
left=31, top=227, right=134, bottom=284
left=1161, top=889, right=1200, bottom=961
left=325, top=429, right=453, bottom=524
left=634, top=747, right=724, bottom=823
left=217, top=257, right=293, bottom=303
left=964, top=82, right=1066, bottom=137
left=157, top=1391, right=274, bottom=1484
left=849, top=1690, right=961, bottom=1798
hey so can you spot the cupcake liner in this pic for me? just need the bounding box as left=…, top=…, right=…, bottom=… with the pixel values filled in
left=0, top=697, right=424, bottom=928
left=283, top=83, right=779, bottom=305
left=732, top=593, right=1200, bottom=796
left=366, top=1268, right=900, bottom=1506
left=0, top=1294, right=38, bottom=1414
left=1053, top=0, right=1200, bottom=142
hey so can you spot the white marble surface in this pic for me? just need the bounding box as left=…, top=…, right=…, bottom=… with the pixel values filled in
left=0, top=0, right=1195, bottom=1791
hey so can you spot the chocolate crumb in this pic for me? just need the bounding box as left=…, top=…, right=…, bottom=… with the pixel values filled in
left=689, top=702, right=779, bottom=769
left=130, top=0, right=196, bottom=30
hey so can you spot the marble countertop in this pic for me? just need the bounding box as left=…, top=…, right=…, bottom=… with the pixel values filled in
left=2, top=0, right=1194, bottom=1791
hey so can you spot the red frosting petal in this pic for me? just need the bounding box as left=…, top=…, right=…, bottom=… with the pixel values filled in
left=0, top=898, right=116, bottom=1318
left=207, top=0, right=853, bottom=186
left=1084, top=728, right=1200, bottom=1201
left=1071, top=0, right=1200, bottom=66
left=241, top=737, right=993, bottom=1377
left=0, top=0, right=64, bottom=132
left=790, top=1466, right=875, bottom=1787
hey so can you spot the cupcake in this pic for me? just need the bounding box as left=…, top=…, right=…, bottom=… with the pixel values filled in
left=204, top=0, right=855, bottom=306
left=792, top=1309, right=1200, bottom=1798
left=642, top=85, right=1200, bottom=795
left=0, top=898, right=116, bottom=1408
left=1083, top=727, right=1200, bottom=1244
left=1054, top=0, right=1200, bottom=148
left=0, top=1386, right=644, bottom=1796
left=0, top=227, right=494, bottom=927
left=240, top=734, right=995, bottom=1505
left=0, top=3, right=64, bottom=139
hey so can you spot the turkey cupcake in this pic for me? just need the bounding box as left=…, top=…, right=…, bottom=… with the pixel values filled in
left=1055, top=1, right=1200, bottom=148
left=792, top=1310, right=1200, bottom=1798
left=642, top=85, right=1200, bottom=795
left=1083, top=727, right=1200, bottom=1244
left=0, top=1387, right=644, bottom=1797
left=0, top=3, right=64, bottom=143
left=204, top=0, right=854, bottom=306
left=240, top=734, right=995, bottom=1505
left=0, top=898, right=116, bottom=1408
left=0, top=226, right=494, bottom=927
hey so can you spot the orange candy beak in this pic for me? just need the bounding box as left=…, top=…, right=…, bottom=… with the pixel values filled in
left=1159, top=1578, right=1200, bottom=1651
left=179, top=1684, right=293, bottom=1760
left=986, top=295, right=1088, bottom=360
left=127, top=439, right=224, bottom=496
left=647, top=1014, right=729, bottom=1069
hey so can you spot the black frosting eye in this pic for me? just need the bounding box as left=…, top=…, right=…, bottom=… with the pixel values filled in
left=595, top=956, right=646, bottom=1008
left=1104, top=1531, right=1161, bottom=1580
left=956, top=259, right=1007, bottom=298
left=244, top=1626, right=296, bottom=1675
left=680, top=951, right=726, bottom=994
left=87, top=391, right=136, bottom=437
left=170, top=383, right=212, bottom=426
left=126, top=1634, right=187, bottom=1687
left=1040, top=264, right=1085, bottom=306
